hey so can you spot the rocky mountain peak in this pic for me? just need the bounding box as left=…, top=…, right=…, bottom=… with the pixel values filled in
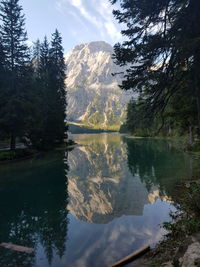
left=65, top=41, right=131, bottom=130
left=71, top=41, right=113, bottom=54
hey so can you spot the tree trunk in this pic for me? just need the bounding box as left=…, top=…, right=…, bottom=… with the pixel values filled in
left=195, top=50, right=200, bottom=131
left=196, top=93, right=200, bottom=131
left=189, top=125, right=193, bottom=145
left=10, top=133, right=16, bottom=151
left=168, top=122, right=172, bottom=135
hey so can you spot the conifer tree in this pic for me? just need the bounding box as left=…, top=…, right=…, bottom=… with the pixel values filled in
left=0, top=41, right=5, bottom=84
left=30, top=33, right=67, bottom=150
left=0, top=0, right=30, bottom=150
left=32, top=39, right=41, bottom=76
left=0, top=40, right=6, bottom=140
left=31, top=36, right=51, bottom=149
left=39, top=36, right=54, bottom=149
left=111, top=0, right=200, bottom=134
left=49, top=29, right=67, bottom=143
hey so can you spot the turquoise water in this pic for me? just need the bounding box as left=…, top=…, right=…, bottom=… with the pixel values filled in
left=0, top=134, right=196, bottom=267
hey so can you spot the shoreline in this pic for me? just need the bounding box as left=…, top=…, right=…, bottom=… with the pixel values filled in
left=0, top=142, right=77, bottom=164
left=134, top=180, right=200, bottom=266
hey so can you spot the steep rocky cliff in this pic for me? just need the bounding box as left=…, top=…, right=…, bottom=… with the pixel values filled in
left=65, top=41, right=131, bottom=130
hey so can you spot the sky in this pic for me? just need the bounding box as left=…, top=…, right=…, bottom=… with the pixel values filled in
left=20, top=0, right=124, bottom=53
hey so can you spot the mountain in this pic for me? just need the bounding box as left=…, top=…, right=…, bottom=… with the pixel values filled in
left=65, top=41, right=131, bottom=131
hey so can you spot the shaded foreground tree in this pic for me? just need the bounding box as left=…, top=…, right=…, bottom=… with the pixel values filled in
left=48, top=30, right=67, bottom=145
left=0, top=0, right=31, bottom=150
left=0, top=0, right=67, bottom=151
left=126, top=98, right=155, bottom=136
left=30, top=31, right=67, bottom=150
left=111, top=0, right=200, bottom=138
left=125, top=92, right=198, bottom=141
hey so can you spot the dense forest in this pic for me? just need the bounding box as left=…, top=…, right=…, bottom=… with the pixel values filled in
left=112, top=0, right=200, bottom=147
left=0, top=0, right=67, bottom=151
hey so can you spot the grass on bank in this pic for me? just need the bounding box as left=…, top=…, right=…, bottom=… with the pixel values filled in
left=0, top=149, right=36, bottom=162
left=0, top=139, right=77, bottom=162
left=68, top=122, right=120, bottom=133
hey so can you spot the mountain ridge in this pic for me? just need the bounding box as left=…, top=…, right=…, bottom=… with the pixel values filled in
left=65, top=41, right=131, bottom=131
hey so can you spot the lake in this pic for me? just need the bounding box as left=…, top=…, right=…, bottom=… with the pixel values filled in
left=0, top=134, right=197, bottom=267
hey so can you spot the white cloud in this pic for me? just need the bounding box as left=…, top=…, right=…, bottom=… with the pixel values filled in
left=91, top=0, right=122, bottom=41
left=98, top=1, right=113, bottom=20
left=70, top=0, right=103, bottom=29
left=71, top=0, right=82, bottom=8
left=68, top=9, right=90, bottom=31
left=104, top=22, right=122, bottom=40
left=55, top=0, right=123, bottom=43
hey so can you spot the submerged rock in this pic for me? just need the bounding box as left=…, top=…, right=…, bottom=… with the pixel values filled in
left=174, top=234, right=200, bottom=267
left=135, top=233, right=200, bottom=266
left=181, top=242, right=200, bottom=266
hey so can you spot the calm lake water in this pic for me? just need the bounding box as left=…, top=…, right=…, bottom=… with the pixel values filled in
left=0, top=134, right=197, bottom=267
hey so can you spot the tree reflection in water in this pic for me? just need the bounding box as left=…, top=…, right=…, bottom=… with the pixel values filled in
left=124, top=137, right=196, bottom=198
left=0, top=152, right=69, bottom=267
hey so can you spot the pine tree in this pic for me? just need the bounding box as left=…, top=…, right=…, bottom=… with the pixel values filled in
left=32, top=39, right=41, bottom=76
left=26, top=39, right=43, bottom=148
left=0, top=40, right=5, bottom=84
left=39, top=36, right=54, bottom=149
left=111, top=0, right=200, bottom=133
left=30, top=33, right=67, bottom=150
left=0, top=39, right=6, bottom=140
left=31, top=36, right=51, bottom=149
left=126, top=98, right=155, bottom=136
left=0, top=0, right=30, bottom=150
left=49, top=29, right=67, bottom=143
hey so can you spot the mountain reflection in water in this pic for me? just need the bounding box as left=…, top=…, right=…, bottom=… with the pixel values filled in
left=65, top=134, right=194, bottom=267
left=0, top=134, right=196, bottom=267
